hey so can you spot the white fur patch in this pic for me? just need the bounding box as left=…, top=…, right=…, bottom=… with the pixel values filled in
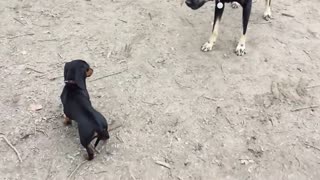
left=235, top=35, right=246, bottom=56
left=201, top=20, right=220, bottom=52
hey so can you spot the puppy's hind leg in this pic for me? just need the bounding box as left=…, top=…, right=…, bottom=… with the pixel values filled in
left=263, top=0, right=272, bottom=20
left=79, top=127, right=95, bottom=160
left=235, top=0, right=252, bottom=56
left=84, top=144, right=94, bottom=160
left=201, top=2, right=225, bottom=52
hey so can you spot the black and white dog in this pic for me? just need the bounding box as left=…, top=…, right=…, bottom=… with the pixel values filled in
left=185, top=0, right=272, bottom=56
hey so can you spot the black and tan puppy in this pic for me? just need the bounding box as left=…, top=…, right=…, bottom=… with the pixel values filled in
left=185, top=0, right=272, bottom=56
left=60, top=60, right=109, bottom=160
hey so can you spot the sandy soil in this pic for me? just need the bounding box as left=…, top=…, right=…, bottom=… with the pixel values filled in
left=1, top=0, right=320, bottom=179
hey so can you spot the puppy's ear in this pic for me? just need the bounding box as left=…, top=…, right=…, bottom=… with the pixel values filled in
left=63, top=62, right=70, bottom=81
left=74, top=66, right=87, bottom=89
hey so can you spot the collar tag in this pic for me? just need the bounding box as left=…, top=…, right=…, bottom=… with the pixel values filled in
left=217, top=2, right=223, bottom=9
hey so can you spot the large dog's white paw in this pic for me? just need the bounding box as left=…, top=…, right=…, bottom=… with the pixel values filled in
left=263, top=8, right=272, bottom=21
left=235, top=43, right=246, bottom=56
left=231, top=2, right=239, bottom=8
left=201, top=42, right=214, bottom=52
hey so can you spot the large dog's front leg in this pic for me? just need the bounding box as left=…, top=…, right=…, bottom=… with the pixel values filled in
left=263, top=0, right=272, bottom=20
left=235, top=0, right=252, bottom=56
left=201, top=2, right=225, bottom=52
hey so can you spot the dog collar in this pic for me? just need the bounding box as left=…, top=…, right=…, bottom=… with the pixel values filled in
left=217, top=0, right=223, bottom=9
left=64, top=80, right=76, bottom=84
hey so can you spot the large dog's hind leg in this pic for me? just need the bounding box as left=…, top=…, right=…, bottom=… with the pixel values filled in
left=201, top=2, right=225, bottom=52
left=263, top=0, right=272, bottom=20
left=235, top=0, right=252, bottom=56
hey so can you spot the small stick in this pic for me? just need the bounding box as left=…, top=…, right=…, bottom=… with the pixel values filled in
left=6, top=33, right=34, bottom=39
left=225, top=117, right=233, bottom=126
left=128, top=167, right=137, bottom=180
left=25, top=67, right=45, bottom=74
left=68, top=160, right=87, bottom=179
left=295, top=156, right=301, bottom=167
left=147, top=60, right=156, bottom=68
left=118, top=19, right=127, bottom=23
left=49, top=75, right=64, bottom=81
left=174, top=79, right=191, bottom=89
left=0, top=135, right=23, bottom=163
left=13, top=17, right=25, bottom=25
left=304, top=143, right=320, bottom=152
left=201, top=95, right=217, bottom=101
left=291, top=105, right=319, bottom=112
left=57, top=53, right=63, bottom=59
left=251, top=21, right=271, bottom=25
left=38, top=39, right=59, bottom=42
left=141, top=101, right=162, bottom=106
left=90, top=69, right=127, bottom=82
left=281, top=13, right=294, bottom=18
left=36, top=129, right=48, bottom=136
left=155, top=161, right=171, bottom=169
left=303, top=50, right=313, bottom=61
left=95, top=171, right=108, bottom=174
left=115, top=133, right=124, bottom=143
left=306, top=85, right=320, bottom=89
left=109, top=124, right=123, bottom=132
left=148, top=13, right=152, bottom=20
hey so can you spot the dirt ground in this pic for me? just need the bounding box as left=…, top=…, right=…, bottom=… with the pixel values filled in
left=0, top=0, right=320, bottom=179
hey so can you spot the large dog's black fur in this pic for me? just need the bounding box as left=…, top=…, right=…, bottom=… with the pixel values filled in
left=60, top=60, right=109, bottom=160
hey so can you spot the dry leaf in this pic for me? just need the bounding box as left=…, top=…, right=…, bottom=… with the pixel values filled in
left=29, top=104, right=43, bottom=111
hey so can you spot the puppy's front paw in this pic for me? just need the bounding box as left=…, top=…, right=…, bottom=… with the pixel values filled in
left=84, top=153, right=94, bottom=161
left=231, top=2, right=239, bottom=8
left=201, top=42, right=214, bottom=52
left=235, top=43, right=246, bottom=56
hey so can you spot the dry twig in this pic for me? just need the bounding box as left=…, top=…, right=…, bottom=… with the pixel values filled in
left=306, top=85, right=320, bottom=89
left=281, top=13, right=295, bottom=18
left=25, top=67, right=45, bottom=74
left=0, top=135, right=22, bottom=162
left=291, top=105, right=319, bottom=112
left=4, top=33, right=34, bottom=39
left=303, top=50, right=313, bottom=61
left=13, top=17, right=25, bottom=25
left=68, top=160, right=88, bottom=179
left=109, top=124, right=123, bottom=132
left=90, top=69, right=127, bottom=82
left=304, top=143, right=320, bottom=152
left=155, top=161, right=171, bottom=169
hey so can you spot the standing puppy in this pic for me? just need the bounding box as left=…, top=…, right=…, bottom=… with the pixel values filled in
left=60, top=60, right=110, bottom=160
left=185, top=0, right=272, bottom=56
